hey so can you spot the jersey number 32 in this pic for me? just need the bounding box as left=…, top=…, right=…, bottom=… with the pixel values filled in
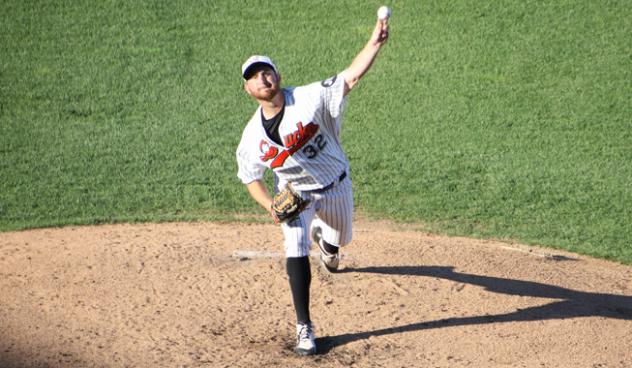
left=303, top=134, right=327, bottom=159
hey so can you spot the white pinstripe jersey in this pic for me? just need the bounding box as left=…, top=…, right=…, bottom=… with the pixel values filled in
left=237, top=72, right=349, bottom=192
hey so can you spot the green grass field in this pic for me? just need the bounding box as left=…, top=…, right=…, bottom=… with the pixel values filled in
left=1, top=1, right=631, bottom=264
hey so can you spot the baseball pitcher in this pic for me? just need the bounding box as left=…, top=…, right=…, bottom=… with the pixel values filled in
left=236, top=9, right=390, bottom=356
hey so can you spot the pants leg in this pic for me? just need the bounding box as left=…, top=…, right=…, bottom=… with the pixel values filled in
left=311, top=177, right=353, bottom=247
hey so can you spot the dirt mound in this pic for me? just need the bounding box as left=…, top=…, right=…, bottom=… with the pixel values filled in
left=1, top=220, right=631, bottom=367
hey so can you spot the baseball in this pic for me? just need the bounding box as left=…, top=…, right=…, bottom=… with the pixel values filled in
left=377, top=5, right=392, bottom=20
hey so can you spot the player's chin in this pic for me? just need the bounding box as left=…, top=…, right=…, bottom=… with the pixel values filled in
left=255, top=88, right=279, bottom=100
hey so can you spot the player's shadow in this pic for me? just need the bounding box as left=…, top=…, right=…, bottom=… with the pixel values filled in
left=316, top=265, right=632, bottom=354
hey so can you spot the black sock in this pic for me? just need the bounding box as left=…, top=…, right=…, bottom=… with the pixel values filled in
left=286, top=256, right=311, bottom=324
left=322, top=240, right=339, bottom=254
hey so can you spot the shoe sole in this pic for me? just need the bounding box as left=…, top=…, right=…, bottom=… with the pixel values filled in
left=320, top=255, right=339, bottom=273
left=295, top=346, right=317, bottom=356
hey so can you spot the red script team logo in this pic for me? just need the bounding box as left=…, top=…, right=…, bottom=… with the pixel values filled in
left=259, top=122, right=319, bottom=169
left=259, top=141, right=278, bottom=161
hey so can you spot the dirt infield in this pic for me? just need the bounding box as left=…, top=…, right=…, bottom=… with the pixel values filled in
left=1, top=220, right=631, bottom=367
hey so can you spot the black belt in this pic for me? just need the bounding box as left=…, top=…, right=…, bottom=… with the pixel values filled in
left=309, top=172, right=347, bottom=193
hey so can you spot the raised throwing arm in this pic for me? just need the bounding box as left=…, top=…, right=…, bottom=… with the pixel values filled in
left=343, top=18, right=390, bottom=96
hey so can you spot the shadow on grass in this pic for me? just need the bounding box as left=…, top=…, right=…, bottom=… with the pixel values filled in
left=316, top=265, right=632, bottom=354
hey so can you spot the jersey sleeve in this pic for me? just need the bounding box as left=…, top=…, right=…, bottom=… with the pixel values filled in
left=320, top=71, right=347, bottom=120
left=236, top=133, right=266, bottom=184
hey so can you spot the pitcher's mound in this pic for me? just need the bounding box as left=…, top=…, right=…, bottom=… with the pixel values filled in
left=1, top=220, right=631, bottom=367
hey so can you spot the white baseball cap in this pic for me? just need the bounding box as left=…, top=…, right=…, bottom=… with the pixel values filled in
left=241, top=55, right=277, bottom=79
